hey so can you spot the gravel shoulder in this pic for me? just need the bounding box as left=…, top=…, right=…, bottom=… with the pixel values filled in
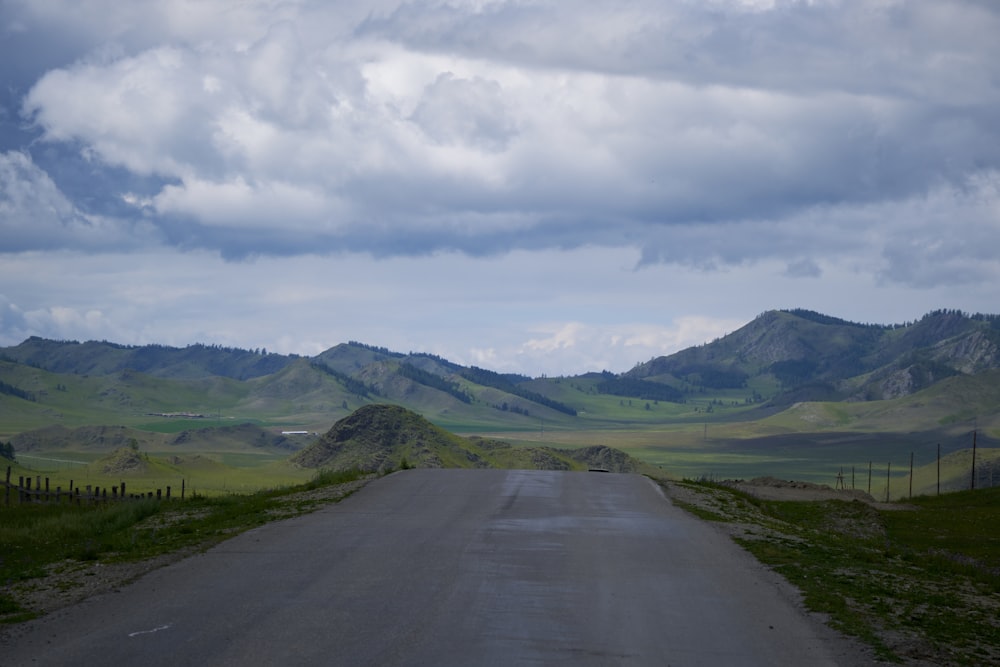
left=659, top=477, right=998, bottom=666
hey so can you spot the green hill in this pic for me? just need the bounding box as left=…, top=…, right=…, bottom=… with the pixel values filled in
left=291, top=404, right=657, bottom=475
left=5, top=309, right=997, bottom=438
left=2, top=337, right=295, bottom=380
left=11, top=424, right=162, bottom=453
left=624, top=309, right=1000, bottom=404
left=291, top=404, right=478, bottom=470
left=2, top=309, right=998, bottom=489
left=10, top=422, right=305, bottom=458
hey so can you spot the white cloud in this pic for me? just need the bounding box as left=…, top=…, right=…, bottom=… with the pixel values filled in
left=15, top=0, right=998, bottom=261
left=410, top=72, right=518, bottom=151
left=3, top=0, right=1000, bottom=375
left=0, top=150, right=154, bottom=251
left=152, top=177, right=339, bottom=230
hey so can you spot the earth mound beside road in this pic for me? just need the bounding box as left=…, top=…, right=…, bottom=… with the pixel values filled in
left=724, top=476, right=879, bottom=504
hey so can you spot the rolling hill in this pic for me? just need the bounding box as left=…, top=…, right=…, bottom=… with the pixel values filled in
left=4, top=309, right=998, bottom=432
left=2, top=337, right=296, bottom=380
left=291, top=404, right=656, bottom=474
left=1, top=308, right=998, bottom=491
left=624, top=309, right=1000, bottom=403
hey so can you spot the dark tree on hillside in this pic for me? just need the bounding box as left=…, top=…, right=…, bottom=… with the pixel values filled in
left=460, top=366, right=576, bottom=415
left=0, top=441, right=15, bottom=461
left=0, top=380, right=35, bottom=402
left=397, top=363, right=472, bottom=403
left=310, top=362, right=381, bottom=398
left=597, top=377, right=684, bottom=403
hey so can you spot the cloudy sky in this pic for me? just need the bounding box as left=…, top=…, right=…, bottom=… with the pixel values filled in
left=1, top=0, right=998, bottom=376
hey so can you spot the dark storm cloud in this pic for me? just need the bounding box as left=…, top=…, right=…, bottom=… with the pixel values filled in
left=1, top=0, right=999, bottom=289
left=0, top=150, right=160, bottom=251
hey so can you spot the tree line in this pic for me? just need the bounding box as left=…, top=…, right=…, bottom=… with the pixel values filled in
left=459, top=366, right=577, bottom=416
left=0, top=380, right=35, bottom=402
left=397, top=363, right=472, bottom=404
left=310, top=362, right=382, bottom=398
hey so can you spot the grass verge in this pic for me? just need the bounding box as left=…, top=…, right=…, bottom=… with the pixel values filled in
left=670, top=481, right=1000, bottom=666
left=0, top=467, right=371, bottom=624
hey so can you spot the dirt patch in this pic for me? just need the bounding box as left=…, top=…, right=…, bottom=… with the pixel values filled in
left=722, top=476, right=913, bottom=511
left=1, top=551, right=199, bottom=630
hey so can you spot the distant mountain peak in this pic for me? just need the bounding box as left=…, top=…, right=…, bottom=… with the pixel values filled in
left=628, top=309, right=1000, bottom=403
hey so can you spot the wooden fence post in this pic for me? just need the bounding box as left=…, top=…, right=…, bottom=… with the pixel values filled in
left=909, top=452, right=914, bottom=498
left=971, top=429, right=978, bottom=491
left=166, top=486, right=171, bottom=500
left=5, top=466, right=10, bottom=506
left=886, top=462, right=891, bottom=503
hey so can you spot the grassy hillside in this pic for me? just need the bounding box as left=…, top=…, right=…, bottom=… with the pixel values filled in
left=625, top=309, right=1000, bottom=403
left=1, top=337, right=295, bottom=380
left=4, top=310, right=998, bottom=439
left=291, top=404, right=659, bottom=476
left=3, top=309, right=998, bottom=490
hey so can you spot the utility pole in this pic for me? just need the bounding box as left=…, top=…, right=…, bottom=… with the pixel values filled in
left=909, top=452, right=914, bottom=498
left=886, top=462, right=891, bottom=503
left=971, top=429, right=978, bottom=491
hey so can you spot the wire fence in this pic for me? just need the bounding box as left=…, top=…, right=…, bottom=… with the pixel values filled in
left=3, top=465, right=182, bottom=506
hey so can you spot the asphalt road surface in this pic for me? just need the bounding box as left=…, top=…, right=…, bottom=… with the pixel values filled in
left=3, top=469, right=869, bottom=666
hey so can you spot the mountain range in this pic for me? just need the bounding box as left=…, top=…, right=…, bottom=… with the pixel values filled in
left=627, top=308, right=1000, bottom=403
left=2, top=308, right=998, bottom=456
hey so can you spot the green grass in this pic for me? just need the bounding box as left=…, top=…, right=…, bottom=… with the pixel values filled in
left=0, top=468, right=370, bottom=623
left=485, top=425, right=987, bottom=497
left=883, top=488, right=1000, bottom=574
left=7, top=456, right=316, bottom=499
left=675, top=481, right=1000, bottom=665
left=132, top=419, right=229, bottom=433
left=0, top=498, right=164, bottom=585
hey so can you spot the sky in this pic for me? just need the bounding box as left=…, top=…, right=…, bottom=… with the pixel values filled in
left=1, top=0, right=998, bottom=377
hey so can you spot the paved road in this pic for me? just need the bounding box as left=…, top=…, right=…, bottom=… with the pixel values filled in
left=3, top=469, right=867, bottom=666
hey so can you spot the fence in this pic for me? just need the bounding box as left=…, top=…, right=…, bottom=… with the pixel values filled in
left=3, top=465, right=181, bottom=506
left=836, top=438, right=998, bottom=501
